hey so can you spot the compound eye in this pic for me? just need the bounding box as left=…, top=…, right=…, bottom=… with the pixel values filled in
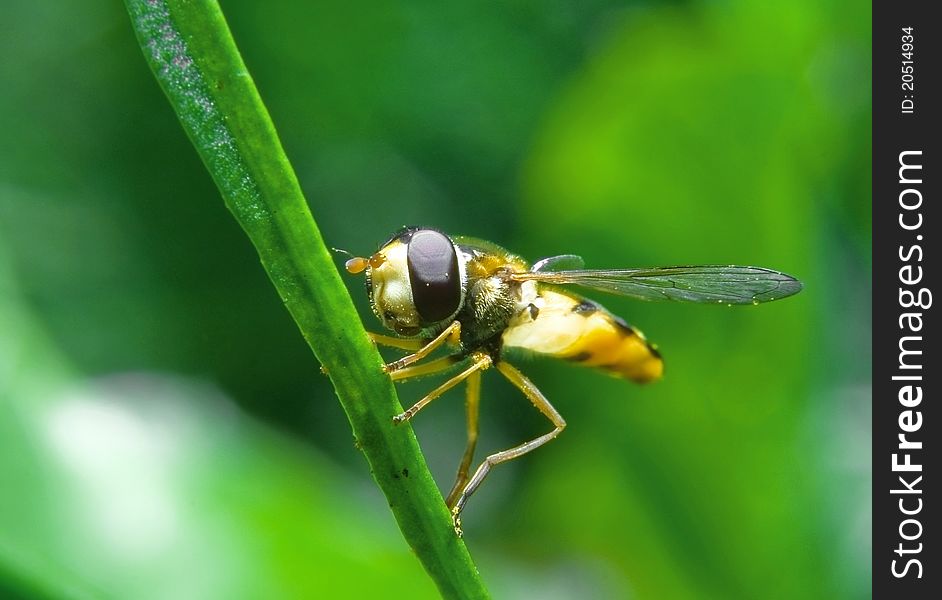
left=406, top=229, right=461, bottom=323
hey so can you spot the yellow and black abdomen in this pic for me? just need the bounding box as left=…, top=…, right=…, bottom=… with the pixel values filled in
left=501, top=289, right=663, bottom=383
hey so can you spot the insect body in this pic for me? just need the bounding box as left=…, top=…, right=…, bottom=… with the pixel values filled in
left=343, top=227, right=801, bottom=534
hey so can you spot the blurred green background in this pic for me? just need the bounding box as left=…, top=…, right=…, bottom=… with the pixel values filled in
left=1, top=0, right=870, bottom=598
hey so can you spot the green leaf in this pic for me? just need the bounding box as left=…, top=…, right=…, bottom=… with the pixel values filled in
left=123, top=1, right=488, bottom=597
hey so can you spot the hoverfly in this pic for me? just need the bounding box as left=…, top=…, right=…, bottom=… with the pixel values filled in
left=342, top=227, right=801, bottom=535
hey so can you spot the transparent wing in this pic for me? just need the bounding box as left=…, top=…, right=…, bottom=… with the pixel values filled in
left=530, top=254, right=585, bottom=273
left=510, top=265, right=803, bottom=305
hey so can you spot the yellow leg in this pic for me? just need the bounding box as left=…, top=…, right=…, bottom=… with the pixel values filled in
left=450, top=361, right=566, bottom=533
left=369, top=332, right=425, bottom=352
left=445, top=369, right=481, bottom=509
left=384, top=321, right=462, bottom=374
left=389, top=355, right=463, bottom=382
left=392, top=352, right=491, bottom=425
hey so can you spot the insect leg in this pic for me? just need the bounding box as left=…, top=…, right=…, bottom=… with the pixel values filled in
left=393, top=352, right=491, bottom=425
left=384, top=321, right=461, bottom=373
left=389, top=354, right=464, bottom=382
left=368, top=332, right=425, bottom=351
left=445, top=369, right=481, bottom=509
left=450, top=361, right=566, bottom=530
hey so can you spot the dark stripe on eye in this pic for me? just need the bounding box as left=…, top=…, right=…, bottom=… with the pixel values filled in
left=568, top=351, right=593, bottom=362
left=381, top=225, right=419, bottom=248
left=407, top=229, right=462, bottom=324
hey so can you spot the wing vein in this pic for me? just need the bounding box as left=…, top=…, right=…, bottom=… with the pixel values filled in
left=510, top=265, right=802, bottom=304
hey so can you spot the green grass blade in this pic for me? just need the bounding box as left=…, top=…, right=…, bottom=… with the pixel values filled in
left=123, top=1, right=488, bottom=597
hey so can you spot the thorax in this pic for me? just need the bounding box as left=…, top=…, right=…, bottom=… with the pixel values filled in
left=452, top=239, right=531, bottom=354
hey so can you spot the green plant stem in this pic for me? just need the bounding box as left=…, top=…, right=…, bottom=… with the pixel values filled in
left=124, top=1, right=488, bottom=597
